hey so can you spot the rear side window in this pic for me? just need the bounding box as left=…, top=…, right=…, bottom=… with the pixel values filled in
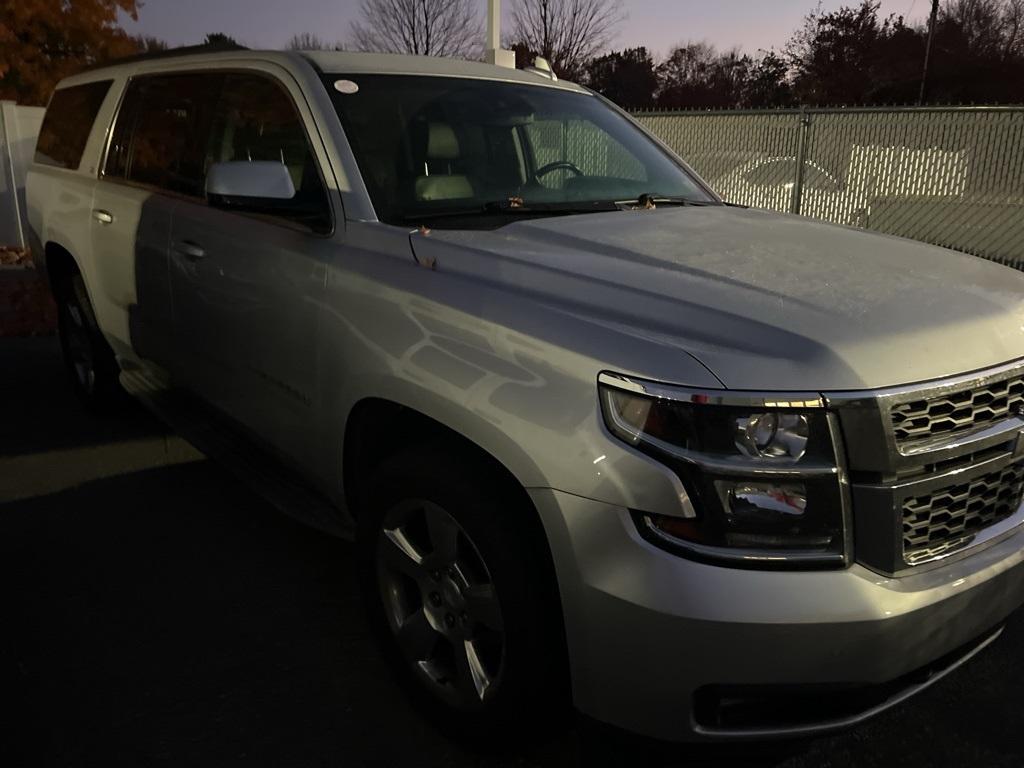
left=105, top=74, right=223, bottom=197
left=35, top=80, right=113, bottom=170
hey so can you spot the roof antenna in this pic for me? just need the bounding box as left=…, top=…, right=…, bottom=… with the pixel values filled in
left=525, top=56, right=558, bottom=81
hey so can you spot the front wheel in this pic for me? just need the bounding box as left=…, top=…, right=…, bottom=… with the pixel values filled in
left=357, top=445, right=569, bottom=739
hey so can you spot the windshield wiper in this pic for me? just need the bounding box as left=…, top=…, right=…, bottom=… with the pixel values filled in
left=399, top=195, right=715, bottom=226
left=401, top=199, right=620, bottom=223
left=484, top=199, right=620, bottom=214
left=616, top=193, right=716, bottom=209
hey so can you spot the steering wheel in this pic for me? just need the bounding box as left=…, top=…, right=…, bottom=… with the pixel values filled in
left=534, top=160, right=584, bottom=181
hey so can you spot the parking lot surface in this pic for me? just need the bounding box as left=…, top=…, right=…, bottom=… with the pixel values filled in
left=3, top=336, right=1024, bottom=767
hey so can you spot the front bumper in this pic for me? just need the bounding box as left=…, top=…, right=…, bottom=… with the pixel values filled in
left=529, top=488, right=1024, bottom=742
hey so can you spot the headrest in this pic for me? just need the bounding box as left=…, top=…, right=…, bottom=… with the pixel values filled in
left=415, top=175, right=473, bottom=201
left=426, top=123, right=460, bottom=161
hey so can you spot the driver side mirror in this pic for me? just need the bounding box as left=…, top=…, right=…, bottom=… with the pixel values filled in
left=205, top=161, right=296, bottom=211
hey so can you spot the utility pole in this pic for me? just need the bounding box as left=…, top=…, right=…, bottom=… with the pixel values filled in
left=918, top=0, right=940, bottom=105
left=485, top=0, right=516, bottom=68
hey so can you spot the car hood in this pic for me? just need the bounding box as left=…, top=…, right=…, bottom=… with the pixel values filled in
left=412, top=206, right=1024, bottom=391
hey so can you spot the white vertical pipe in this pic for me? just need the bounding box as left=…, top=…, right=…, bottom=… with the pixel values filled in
left=487, top=0, right=500, bottom=52
left=0, top=101, right=25, bottom=248
left=485, top=0, right=515, bottom=68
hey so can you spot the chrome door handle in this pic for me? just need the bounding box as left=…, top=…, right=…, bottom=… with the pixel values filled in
left=92, top=209, right=114, bottom=225
left=174, top=240, right=206, bottom=260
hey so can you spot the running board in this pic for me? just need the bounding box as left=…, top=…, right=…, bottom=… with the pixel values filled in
left=120, top=368, right=353, bottom=540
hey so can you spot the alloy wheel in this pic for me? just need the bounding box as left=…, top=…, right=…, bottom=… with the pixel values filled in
left=376, top=499, right=505, bottom=709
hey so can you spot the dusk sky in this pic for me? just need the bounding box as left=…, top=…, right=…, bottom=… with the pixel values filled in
left=124, top=0, right=920, bottom=57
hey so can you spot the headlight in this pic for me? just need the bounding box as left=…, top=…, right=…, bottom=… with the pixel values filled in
left=734, top=413, right=809, bottom=460
left=599, top=374, right=847, bottom=568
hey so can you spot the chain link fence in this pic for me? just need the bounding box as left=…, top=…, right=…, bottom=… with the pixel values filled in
left=636, top=106, right=1024, bottom=269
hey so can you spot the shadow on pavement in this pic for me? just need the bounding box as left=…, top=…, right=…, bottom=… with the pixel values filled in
left=0, top=337, right=164, bottom=456
left=0, top=460, right=797, bottom=768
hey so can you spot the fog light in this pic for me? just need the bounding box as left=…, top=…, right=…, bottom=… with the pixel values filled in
left=640, top=475, right=839, bottom=555
left=725, top=482, right=808, bottom=520
left=718, top=481, right=834, bottom=548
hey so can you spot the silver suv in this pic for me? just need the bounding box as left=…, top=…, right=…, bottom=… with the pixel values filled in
left=26, top=49, right=1024, bottom=742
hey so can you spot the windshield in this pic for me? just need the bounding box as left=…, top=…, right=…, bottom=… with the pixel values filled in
left=324, top=74, right=715, bottom=226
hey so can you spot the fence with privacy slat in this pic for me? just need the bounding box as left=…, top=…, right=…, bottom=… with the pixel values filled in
left=0, top=101, right=45, bottom=250
left=635, top=106, right=1024, bottom=269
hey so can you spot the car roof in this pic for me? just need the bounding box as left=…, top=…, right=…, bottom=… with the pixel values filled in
left=300, top=51, right=587, bottom=92
left=56, top=48, right=589, bottom=94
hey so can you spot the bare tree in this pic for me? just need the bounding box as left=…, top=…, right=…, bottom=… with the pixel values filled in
left=508, top=0, right=623, bottom=80
left=943, top=0, right=1024, bottom=58
left=656, top=42, right=752, bottom=109
left=1009, top=0, right=1024, bottom=55
left=1006, top=0, right=1024, bottom=55
left=349, top=0, right=482, bottom=58
left=286, top=32, right=343, bottom=51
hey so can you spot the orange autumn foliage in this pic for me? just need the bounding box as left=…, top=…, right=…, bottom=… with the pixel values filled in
left=0, top=0, right=140, bottom=105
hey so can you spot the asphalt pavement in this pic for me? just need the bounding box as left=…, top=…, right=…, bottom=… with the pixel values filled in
left=3, top=336, right=1024, bottom=767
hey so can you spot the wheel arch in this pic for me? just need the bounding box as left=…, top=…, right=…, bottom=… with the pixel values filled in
left=342, top=396, right=546, bottom=522
left=344, top=395, right=572, bottom=705
left=341, top=394, right=564, bottom=612
left=43, top=240, right=82, bottom=296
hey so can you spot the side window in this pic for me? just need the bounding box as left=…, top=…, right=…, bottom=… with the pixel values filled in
left=204, top=73, right=331, bottom=233
left=35, top=80, right=113, bottom=170
left=105, top=73, right=222, bottom=197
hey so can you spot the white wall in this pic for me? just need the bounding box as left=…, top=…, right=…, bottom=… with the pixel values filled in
left=0, top=102, right=45, bottom=249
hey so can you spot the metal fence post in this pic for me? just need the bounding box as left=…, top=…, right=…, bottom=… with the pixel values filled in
left=791, top=107, right=812, bottom=215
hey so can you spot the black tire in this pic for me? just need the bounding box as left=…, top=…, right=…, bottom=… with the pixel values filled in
left=55, top=270, right=124, bottom=408
left=357, top=443, right=570, bottom=742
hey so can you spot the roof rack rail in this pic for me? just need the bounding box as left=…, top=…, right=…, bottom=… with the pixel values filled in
left=82, top=42, right=250, bottom=72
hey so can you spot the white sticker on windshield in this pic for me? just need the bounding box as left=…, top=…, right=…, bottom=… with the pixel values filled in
left=334, top=79, right=359, bottom=94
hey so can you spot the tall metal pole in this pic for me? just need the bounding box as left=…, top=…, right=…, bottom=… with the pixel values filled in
left=918, top=0, right=940, bottom=105
left=486, top=0, right=500, bottom=52
left=791, top=107, right=812, bottom=216
left=485, top=0, right=515, bottom=68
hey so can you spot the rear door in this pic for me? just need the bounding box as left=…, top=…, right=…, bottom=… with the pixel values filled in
left=31, top=80, right=116, bottom=339
left=92, top=73, right=223, bottom=370
left=168, top=69, right=334, bottom=467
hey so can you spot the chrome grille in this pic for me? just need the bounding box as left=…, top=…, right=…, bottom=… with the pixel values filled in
left=890, top=373, right=1024, bottom=449
left=902, top=462, right=1024, bottom=565
left=834, top=362, right=1024, bottom=574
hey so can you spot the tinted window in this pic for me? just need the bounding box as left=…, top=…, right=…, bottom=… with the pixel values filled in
left=325, top=74, right=712, bottom=226
left=105, top=74, right=222, bottom=196
left=35, top=80, right=113, bottom=170
left=203, top=73, right=331, bottom=232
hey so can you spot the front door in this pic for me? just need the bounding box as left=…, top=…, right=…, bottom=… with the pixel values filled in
left=168, top=70, right=335, bottom=467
